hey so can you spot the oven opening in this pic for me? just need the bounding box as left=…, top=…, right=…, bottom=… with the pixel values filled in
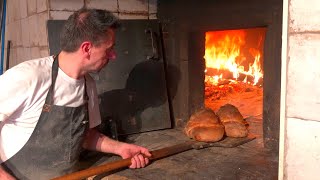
left=204, top=28, right=266, bottom=138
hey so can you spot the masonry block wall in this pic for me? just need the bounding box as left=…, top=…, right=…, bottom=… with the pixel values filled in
left=283, top=0, right=320, bottom=179
left=3, top=0, right=157, bottom=69
left=4, top=0, right=48, bottom=68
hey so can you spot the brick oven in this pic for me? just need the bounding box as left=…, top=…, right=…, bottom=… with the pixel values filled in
left=158, top=0, right=282, bottom=151
left=44, top=0, right=282, bottom=179
left=89, top=0, right=282, bottom=179
left=3, top=0, right=285, bottom=179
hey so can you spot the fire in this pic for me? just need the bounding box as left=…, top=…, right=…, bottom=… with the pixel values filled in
left=204, top=29, right=264, bottom=86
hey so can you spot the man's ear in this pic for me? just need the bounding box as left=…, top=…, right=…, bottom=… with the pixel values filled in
left=80, top=41, right=92, bottom=57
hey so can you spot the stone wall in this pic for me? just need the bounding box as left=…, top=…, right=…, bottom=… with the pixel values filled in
left=3, top=0, right=157, bottom=69
left=281, top=0, right=320, bottom=179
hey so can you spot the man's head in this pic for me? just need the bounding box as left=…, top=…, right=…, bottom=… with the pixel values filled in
left=60, top=8, right=119, bottom=52
left=60, top=8, right=119, bottom=73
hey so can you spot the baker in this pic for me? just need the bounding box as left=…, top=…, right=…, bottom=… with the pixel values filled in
left=0, top=8, right=151, bottom=180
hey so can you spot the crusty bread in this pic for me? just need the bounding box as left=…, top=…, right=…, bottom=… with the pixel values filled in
left=184, top=108, right=225, bottom=142
left=216, top=104, right=248, bottom=138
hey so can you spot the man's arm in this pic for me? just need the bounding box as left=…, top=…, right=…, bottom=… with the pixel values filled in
left=0, top=66, right=36, bottom=180
left=82, top=128, right=151, bottom=168
left=0, top=166, right=16, bottom=180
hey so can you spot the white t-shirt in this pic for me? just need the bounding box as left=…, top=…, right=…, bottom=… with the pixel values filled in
left=0, top=56, right=102, bottom=162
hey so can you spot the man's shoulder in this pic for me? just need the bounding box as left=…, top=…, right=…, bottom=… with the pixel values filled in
left=12, top=56, right=53, bottom=75
left=2, top=56, right=53, bottom=83
left=16, top=56, right=53, bottom=70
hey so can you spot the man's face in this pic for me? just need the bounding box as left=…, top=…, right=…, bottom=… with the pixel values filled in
left=89, top=28, right=116, bottom=73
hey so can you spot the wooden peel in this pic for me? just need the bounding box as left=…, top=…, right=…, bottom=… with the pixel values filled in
left=51, top=136, right=255, bottom=180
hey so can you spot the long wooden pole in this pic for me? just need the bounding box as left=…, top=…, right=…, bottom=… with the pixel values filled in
left=51, top=141, right=196, bottom=180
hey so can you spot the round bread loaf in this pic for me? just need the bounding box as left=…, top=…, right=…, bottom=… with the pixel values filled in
left=184, top=108, right=225, bottom=142
left=216, top=104, right=248, bottom=138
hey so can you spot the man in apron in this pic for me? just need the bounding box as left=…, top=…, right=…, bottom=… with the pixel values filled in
left=0, top=8, right=151, bottom=180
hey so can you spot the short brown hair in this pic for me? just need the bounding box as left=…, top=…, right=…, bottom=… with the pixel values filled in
left=60, top=8, right=120, bottom=52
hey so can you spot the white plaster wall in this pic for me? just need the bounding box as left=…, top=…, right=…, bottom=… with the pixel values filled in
left=281, top=0, right=320, bottom=179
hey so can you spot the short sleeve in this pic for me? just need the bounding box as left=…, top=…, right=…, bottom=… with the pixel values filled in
left=0, top=66, right=34, bottom=122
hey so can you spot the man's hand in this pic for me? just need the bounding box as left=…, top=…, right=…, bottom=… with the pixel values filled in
left=116, top=142, right=152, bottom=169
left=82, top=128, right=152, bottom=169
left=0, top=166, right=16, bottom=180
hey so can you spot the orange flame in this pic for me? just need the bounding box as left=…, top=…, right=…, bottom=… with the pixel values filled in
left=204, top=29, right=263, bottom=85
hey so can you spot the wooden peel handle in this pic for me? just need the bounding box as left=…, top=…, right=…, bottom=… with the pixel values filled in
left=52, top=158, right=131, bottom=180
left=51, top=141, right=196, bottom=180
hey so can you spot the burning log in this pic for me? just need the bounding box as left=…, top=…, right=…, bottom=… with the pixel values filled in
left=205, top=67, right=263, bottom=85
left=205, top=67, right=233, bottom=79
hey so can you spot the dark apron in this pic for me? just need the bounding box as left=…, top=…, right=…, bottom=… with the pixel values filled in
left=2, top=56, right=89, bottom=180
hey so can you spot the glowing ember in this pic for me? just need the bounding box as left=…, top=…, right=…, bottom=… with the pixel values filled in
left=204, top=29, right=264, bottom=86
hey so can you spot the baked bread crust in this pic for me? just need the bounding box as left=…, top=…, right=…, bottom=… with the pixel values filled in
left=185, top=108, right=225, bottom=142
left=217, top=104, right=248, bottom=137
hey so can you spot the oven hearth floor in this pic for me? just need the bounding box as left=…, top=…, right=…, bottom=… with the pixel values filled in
left=83, top=115, right=278, bottom=180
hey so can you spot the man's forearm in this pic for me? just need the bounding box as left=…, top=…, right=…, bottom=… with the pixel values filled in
left=82, top=128, right=121, bottom=155
left=82, top=128, right=151, bottom=169
left=0, top=165, right=15, bottom=180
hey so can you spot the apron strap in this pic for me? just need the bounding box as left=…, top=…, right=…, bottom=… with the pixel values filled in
left=43, top=55, right=88, bottom=110
left=43, top=55, right=59, bottom=107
